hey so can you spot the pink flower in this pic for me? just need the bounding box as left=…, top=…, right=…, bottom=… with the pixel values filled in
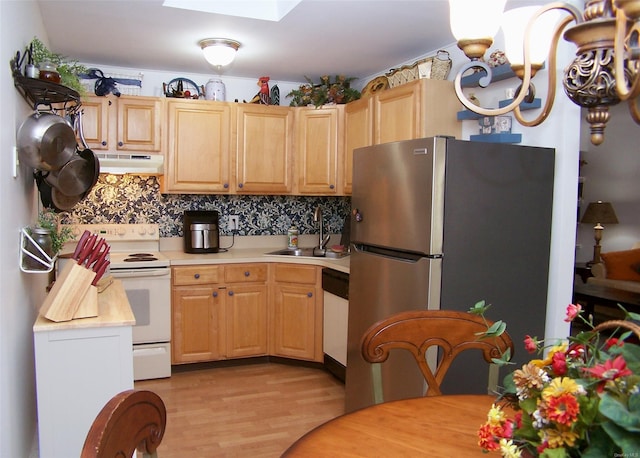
left=584, top=355, right=633, bottom=392
left=551, top=351, right=567, bottom=376
left=604, top=338, right=623, bottom=350
left=524, top=335, right=537, bottom=354
left=564, top=303, right=582, bottom=322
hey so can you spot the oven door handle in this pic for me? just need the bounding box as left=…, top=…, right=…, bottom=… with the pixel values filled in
left=110, top=269, right=171, bottom=278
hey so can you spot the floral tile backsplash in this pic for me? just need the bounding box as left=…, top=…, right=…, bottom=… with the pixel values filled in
left=59, top=175, right=351, bottom=237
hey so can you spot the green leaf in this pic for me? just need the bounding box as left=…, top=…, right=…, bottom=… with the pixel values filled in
left=540, top=447, right=568, bottom=458
left=601, top=419, right=640, bottom=453
left=484, top=320, right=506, bottom=337
left=600, top=393, right=640, bottom=431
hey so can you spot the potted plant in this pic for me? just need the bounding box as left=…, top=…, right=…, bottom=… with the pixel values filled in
left=472, top=300, right=640, bottom=457
left=287, top=75, right=361, bottom=108
left=29, top=37, right=87, bottom=94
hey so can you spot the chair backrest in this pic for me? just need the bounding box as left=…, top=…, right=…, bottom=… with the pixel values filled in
left=81, top=389, right=166, bottom=458
left=361, top=310, right=514, bottom=397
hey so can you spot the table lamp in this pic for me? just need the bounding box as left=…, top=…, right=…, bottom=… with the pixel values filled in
left=580, top=201, right=619, bottom=265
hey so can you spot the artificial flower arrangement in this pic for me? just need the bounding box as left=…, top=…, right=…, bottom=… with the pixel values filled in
left=287, top=75, right=361, bottom=107
left=471, top=300, right=640, bottom=458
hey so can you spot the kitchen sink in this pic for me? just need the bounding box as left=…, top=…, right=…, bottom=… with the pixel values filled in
left=266, top=248, right=349, bottom=259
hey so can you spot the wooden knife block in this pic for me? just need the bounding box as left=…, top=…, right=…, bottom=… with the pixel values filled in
left=40, top=261, right=97, bottom=322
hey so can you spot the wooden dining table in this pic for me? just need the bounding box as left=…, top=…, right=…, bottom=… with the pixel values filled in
left=283, top=394, right=505, bottom=457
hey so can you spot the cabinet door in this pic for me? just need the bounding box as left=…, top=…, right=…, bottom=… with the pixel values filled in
left=236, top=104, right=293, bottom=194
left=271, top=283, right=320, bottom=361
left=343, top=97, right=373, bottom=194
left=116, top=96, right=162, bottom=152
left=164, top=100, right=232, bottom=193
left=296, top=106, right=343, bottom=195
left=374, top=80, right=422, bottom=144
left=172, top=286, right=223, bottom=364
left=270, top=264, right=322, bottom=362
left=80, top=96, right=110, bottom=150
left=225, top=284, right=268, bottom=358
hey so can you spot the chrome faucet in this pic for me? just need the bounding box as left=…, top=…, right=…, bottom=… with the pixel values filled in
left=313, top=206, right=330, bottom=255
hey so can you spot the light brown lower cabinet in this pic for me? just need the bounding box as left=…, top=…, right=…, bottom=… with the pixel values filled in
left=270, top=264, right=323, bottom=362
left=172, top=263, right=321, bottom=365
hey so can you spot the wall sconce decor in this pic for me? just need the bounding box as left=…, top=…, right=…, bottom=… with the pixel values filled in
left=581, top=200, right=619, bottom=265
left=448, top=0, right=640, bottom=145
left=199, top=38, right=241, bottom=68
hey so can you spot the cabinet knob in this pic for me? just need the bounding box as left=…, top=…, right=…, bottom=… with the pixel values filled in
left=118, top=141, right=124, bottom=147
left=101, top=141, right=107, bottom=146
left=108, top=100, right=112, bottom=106
left=194, top=273, right=200, bottom=279
left=223, top=183, right=229, bottom=188
left=244, top=271, right=250, bottom=277
left=238, top=183, right=244, bottom=188
left=228, top=291, right=234, bottom=296
left=212, top=291, right=218, bottom=297
left=307, top=292, right=313, bottom=298
left=329, top=184, right=335, bottom=189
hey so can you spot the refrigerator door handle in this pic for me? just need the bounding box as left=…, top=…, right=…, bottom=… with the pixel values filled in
left=353, top=243, right=426, bottom=262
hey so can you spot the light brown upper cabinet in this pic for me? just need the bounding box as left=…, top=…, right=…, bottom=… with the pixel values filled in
left=343, top=97, right=374, bottom=195
left=295, top=105, right=344, bottom=195
left=374, top=79, right=461, bottom=144
left=80, top=95, right=163, bottom=152
left=162, top=99, right=233, bottom=194
left=235, top=104, right=294, bottom=194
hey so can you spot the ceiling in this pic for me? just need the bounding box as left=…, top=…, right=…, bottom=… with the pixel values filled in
left=36, top=0, right=545, bottom=84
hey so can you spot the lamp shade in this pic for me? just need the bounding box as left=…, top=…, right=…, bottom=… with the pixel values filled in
left=502, top=6, right=562, bottom=66
left=199, top=38, right=241, bottom=67
left=448, top=0, right=507, bottom=41
left=580, top=201, right=619, bottom=224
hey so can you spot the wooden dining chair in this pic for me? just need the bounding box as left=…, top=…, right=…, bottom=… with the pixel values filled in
left=361, top=309, right=514, bottom=399
left=81, top=389, right=167, bottom=458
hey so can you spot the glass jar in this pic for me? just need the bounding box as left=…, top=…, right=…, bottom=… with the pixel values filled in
left=287, top=226, right=299, bottom=250
left=24, top=227, right=53, bottom=271
left=39, top=61, right=61, bottom=84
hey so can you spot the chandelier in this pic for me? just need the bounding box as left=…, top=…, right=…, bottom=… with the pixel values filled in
left=449, top=0, right=640, bottom=145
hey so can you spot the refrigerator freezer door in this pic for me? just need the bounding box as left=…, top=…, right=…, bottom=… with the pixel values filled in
left=351, top=137, right=446, bottom=255
left=345, top=248, right=441, bottom=413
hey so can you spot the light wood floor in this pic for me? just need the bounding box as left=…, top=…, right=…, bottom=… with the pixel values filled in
left=135, top=362, right=345, bottom=457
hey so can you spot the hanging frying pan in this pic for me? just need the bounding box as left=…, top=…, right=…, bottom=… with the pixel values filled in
left=17, top=112, right=76, bottom=171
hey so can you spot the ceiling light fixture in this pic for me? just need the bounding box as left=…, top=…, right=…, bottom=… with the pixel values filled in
left=448, top=0, right=640, bottom=145
left=199, top=38, right=241, bottom=68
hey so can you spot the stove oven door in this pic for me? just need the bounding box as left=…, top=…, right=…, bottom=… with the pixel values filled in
left=111, top=267, right=171, bottom=380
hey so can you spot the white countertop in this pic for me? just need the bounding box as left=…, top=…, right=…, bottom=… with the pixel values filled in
left=161, top=235, right=350, bottom=273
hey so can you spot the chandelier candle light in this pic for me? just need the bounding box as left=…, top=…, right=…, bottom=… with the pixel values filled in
left=448, top=0, right=640, bottom=145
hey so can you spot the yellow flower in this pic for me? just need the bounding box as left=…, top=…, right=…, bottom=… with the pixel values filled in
left=499, top=439, right=522, bottom=458
left=486, top=403, right=506, bottom=426
left=542, top=377, right=583, bottom=400
left=546, top=425, right=580, bottom=448
left=530, top=343, right=567, bottom=368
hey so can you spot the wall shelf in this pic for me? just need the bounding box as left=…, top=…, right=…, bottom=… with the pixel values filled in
left=470, top=133, right=522, bottom=144
left=457, top=98, right=542, bottom=121
left=10, top=52, right=81, bottom=113
left=460, top=64, right=515, bottom=88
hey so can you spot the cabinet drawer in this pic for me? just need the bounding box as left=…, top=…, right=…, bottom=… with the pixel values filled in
left=225, top=264, right=268, bottom=283
left=273, top=264, right=318, bottom=284
left=173, top=266, right=221, bottom=285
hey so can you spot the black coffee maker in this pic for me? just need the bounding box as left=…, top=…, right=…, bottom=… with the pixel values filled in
left=183, top=210, right=219, bottom=253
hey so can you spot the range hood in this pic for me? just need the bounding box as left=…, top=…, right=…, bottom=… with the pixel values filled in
left=95, top=152, right=164, bottom=175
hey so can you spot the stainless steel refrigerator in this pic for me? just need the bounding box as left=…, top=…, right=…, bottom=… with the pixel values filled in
left=345, top=136, right=555, bottom=413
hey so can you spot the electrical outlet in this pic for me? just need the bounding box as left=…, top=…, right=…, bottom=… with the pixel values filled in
left=228, top=216, right=239, bottom=231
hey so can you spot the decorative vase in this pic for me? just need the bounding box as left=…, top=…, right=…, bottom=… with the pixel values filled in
left=205, top=78, right=226, bottom=101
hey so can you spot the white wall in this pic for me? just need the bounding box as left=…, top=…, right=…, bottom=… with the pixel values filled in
left=1, top=2, right=52, bottom=456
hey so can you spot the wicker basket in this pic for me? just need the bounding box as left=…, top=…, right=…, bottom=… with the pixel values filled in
left=385, top=50, right=452, bottom=88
